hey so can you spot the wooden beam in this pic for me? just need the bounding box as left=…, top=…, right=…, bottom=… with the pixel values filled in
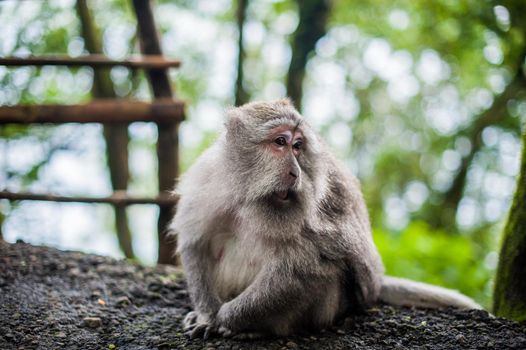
left=0, top=55, right=181, bottom=69
left=0, top=99, right=184, bottom=124
left=0, top=190, right=179, bottom=206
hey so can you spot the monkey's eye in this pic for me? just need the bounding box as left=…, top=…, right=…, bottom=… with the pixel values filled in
left=293, top=140, right=303, bottom=150
left=274, top=136, right=287, bottom=146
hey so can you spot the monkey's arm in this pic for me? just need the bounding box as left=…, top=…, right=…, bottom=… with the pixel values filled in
left=340, top=201, right=384, bottom=308
left=216, top=261, right=308, bottom=334
left=179, top=241, right=222, bottom=316
left=319, top=171, right=384, bottom=309
left=178, top=240, right=223, bottom=339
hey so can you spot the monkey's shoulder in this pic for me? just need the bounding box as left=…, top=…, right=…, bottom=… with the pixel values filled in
left=315, top=166, right=365, bottom=221
left=178, top=142, right=224, bottom=187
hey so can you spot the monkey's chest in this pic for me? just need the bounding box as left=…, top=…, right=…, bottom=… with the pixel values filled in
left=210, top=234, right=264, bottom=301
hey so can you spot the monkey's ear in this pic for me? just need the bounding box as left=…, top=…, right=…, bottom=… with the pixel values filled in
left=276, top=97, right=301, bottom=112
left=278, top=97, right=294, bottom=106
left=225, top=108, right=248, bottom=137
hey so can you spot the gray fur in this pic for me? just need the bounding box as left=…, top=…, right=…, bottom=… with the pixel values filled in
left=380, top=276, right=481, bottom=310
left=170, top=99, right=479, bottom=338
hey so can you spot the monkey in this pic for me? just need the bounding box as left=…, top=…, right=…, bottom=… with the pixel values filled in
left=170, top=99, right=480, bottom=339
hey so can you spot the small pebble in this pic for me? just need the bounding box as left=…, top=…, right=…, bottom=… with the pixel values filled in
left=82, top=316, right=102, bottom=328
left=116, top=296, right=131, bottom=306
left=455, top=334, right=466, bottom=343
left=285, top=341, right=298, bottom=348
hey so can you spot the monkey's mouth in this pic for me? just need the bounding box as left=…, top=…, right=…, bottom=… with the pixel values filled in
left=275, top=189, right=292, bottom=201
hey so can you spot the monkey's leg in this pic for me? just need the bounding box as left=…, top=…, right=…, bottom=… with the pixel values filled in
left=216, top=265, right=308, bottom=335
left=343, top=257, right=383, bottom=308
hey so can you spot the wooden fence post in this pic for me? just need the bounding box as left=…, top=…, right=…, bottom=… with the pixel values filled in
left=132, top=0, right=181, bottom=265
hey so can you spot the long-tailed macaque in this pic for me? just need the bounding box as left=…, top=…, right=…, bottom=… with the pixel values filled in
left=171, top=99, right=480, bottom=339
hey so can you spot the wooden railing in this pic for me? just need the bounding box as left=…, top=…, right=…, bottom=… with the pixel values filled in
left=0, top=0, right=184, bottom=264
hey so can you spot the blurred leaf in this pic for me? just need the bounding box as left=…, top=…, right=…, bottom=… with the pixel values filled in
left=375, top=221, right=493, bottom=307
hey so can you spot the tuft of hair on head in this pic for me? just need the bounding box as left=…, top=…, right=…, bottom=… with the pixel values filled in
left=275, top=97, right=294, bottom=107
left=237, top=99, right=300, bottom=123
left=236, top=97, right=293, bottom=109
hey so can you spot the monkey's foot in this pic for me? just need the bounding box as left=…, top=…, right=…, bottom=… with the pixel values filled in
left=183, top=311, right=217, bottom=340
left=232, top=332, right=266, bottom=340
left=218, top=326, right=266, bottom=340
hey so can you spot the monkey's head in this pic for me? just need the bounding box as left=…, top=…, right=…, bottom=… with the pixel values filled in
left=224, top=99, right=323, bottom=208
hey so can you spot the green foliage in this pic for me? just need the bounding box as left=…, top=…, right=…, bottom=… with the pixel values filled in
left=322, top=0, right=526, bottom=233
left=375, top=221, right=493, bottom=307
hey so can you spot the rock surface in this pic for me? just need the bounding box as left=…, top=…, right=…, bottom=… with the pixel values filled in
left=1, top=241, right=525, bottom=349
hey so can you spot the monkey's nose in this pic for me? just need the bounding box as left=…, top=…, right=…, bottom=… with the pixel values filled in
left=289, top=170, right=299, bottom=184
left=288, top=163, right=300, bottom=183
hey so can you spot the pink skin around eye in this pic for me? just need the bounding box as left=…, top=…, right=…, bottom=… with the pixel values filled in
left=267, top=126, right=304, bottom=156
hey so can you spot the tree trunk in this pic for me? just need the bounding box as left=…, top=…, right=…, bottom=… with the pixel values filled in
left=493, top=128, right=526, bottom=322
left=234, top=0, right=249, bottom=106
left=76, top=0, right=135, bottom=260
left=0, top=213, right=3, bottom=240
left=286, top=0, right=330, bottom=110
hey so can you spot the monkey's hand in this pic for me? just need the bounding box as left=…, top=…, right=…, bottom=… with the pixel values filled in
left=183, top=311, right=218, bottom=339
left=215, top=304, right=266, bottom=339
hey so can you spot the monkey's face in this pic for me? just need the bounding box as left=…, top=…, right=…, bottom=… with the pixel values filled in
left=226, top=118, right=306, bottom=205
left=264, top=125, right=303, bottom=204
left=225, top=99, right=322, bottom=207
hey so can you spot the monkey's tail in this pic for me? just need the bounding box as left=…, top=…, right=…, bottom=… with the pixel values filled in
left=379, top=276, right=482, bottom=310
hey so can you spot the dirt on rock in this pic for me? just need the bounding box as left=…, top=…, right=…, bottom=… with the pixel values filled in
left=1, top=240, right=525, bottom=349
